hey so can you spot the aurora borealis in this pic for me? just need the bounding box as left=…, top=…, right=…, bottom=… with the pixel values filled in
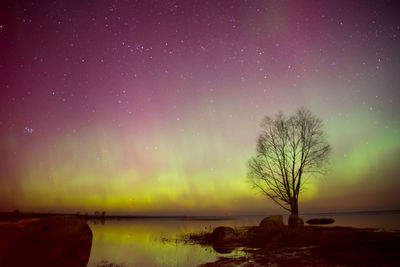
left=0, top=0, right=399, bottom=215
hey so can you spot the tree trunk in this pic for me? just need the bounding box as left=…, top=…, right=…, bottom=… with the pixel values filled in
left=290, top=198, right=299, bottom=216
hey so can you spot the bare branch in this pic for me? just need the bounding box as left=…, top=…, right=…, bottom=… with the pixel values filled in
left=247, top=108, right=330, bottom=216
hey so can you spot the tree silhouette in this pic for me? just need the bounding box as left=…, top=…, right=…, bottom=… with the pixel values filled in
left=248, top=108, right=330, bottom=216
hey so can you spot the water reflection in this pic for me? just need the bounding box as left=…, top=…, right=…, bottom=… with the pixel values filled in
left=301, top=212, right=400, bottom=229
left=212, top=244, right=235, bottom=254
left=87, top=218, right=245, bottom=267
left=87, top=212, right=400, bottom=266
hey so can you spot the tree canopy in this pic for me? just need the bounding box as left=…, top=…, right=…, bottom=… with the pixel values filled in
left=248, top=108, right=330, bottom=216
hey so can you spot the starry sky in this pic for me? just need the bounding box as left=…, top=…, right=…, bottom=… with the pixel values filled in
left=0, top=0, right=399, bottom=215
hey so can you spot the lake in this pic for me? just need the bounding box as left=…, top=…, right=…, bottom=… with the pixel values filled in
left=87, top=211, right=400, bottom=266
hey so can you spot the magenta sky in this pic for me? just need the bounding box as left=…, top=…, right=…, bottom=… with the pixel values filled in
left=0, top=0, right=399, bottom=215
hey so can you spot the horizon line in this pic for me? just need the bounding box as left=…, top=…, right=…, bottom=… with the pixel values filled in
left=1, top=209, right=399, bottom=218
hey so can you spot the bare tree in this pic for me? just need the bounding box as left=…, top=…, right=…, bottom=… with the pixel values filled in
left=248, top=108, right=330, bottom=216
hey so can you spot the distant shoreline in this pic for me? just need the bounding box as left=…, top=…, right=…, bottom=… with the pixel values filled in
left=1, top=209, right=399, bottom=222
left=0, top=212, right=236, bottom=222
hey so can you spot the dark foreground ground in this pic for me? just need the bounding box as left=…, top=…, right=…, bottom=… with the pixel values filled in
left=187, top=225, right=400, bottom=266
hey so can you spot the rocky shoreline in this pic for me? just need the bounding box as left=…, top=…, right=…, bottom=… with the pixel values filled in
left=187, top=216, right=400, bottom=266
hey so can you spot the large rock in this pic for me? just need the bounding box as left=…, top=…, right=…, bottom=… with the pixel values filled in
left=288, top=214, right=304, bottom=226
left=306, top=218, right=335, bottom=225
left=0, top=215, right=92, bottom=267
left=259, top=215, right=284, bottom=228
left=212, top=226, right=235, bottom=242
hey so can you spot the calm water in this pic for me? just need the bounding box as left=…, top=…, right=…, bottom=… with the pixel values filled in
left=87, top=212, right=400, bottom=267
left=87, top=218, right=247, bottom=267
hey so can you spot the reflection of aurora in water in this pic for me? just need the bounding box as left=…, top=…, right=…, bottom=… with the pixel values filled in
left=87, top=213, right=400, bottom=266
left=87, top=218, right=246, bottom=267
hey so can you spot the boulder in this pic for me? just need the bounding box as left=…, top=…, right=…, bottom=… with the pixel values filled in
left=306, top=218, right=335, bottom=225
left=259, top=215, right=284, bottom=228
left=212, top=226, right=235, bottom=242
left=0, top=215, right=92, bottom=267
left=288, top=214, right=304, bottom=226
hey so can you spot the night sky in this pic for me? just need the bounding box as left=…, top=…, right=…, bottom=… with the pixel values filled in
left=1, top=0, right=399, bottom=215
